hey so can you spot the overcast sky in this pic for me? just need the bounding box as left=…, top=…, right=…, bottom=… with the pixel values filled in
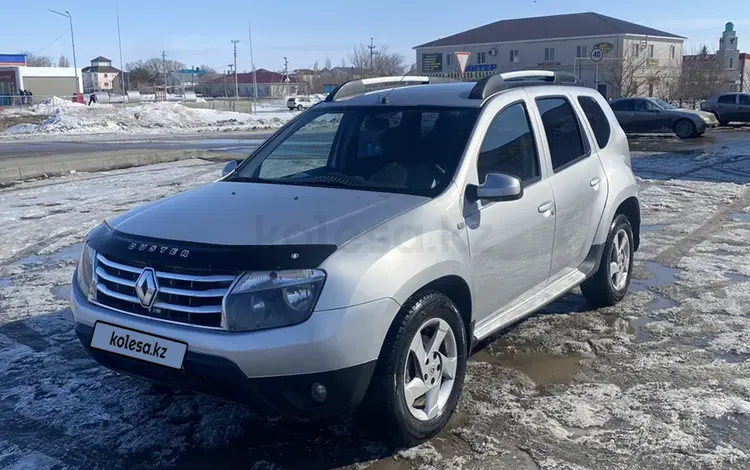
left=1, top=0, right=747, bottom=72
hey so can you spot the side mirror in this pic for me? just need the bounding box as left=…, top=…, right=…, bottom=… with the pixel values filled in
left=221, top=160, right=240, bottom=178
left=468, top=172, right=523, bottom=203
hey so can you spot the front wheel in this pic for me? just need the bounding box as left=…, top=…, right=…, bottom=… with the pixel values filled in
left=674, top=119, right=696, bottom=139
left=359, top=291, right=467, bottom=446
left=580, top=214, right=635, bottom=307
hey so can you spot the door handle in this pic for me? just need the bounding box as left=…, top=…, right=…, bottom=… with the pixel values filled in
left=590, top=177, right=601, bottom=187
left=537, top=201, right=554, bottom=213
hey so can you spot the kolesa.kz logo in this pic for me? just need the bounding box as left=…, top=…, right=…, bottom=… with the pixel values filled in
left=109, top=331, right=167, bottom=358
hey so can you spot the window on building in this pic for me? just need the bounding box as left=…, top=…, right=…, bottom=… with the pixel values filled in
left=576, top=45, right=588, bottom=58
left=477, top=102, right=540, bottom=185
left=731, top=38, right=736, bottom=44
left=670, top=45, right=676, bottom=60
left=104, top=73, right=108, bottom=78
left=648, top=44, right=654, bottom=58
left=446, top=53, right=451, bottom=66
left=544, top=48, right=555, bottom=61
left=104, top=82, right=109, bottom=87
left=509, top=49, right=519, bottom=63
left=730, top=57, right=734, bottom=68
left=477, top=52, right=487, bottom=64
left=633, top=43, right=640, bottom=57
left=535, top=97, right=588, bottom=172
left=577, top=96, right=611, bottom=148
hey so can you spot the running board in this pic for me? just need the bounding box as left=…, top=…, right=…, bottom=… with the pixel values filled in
left=473, top=270, right=587, bottom=341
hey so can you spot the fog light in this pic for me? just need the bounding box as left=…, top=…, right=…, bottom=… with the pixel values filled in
left=311, top=382, right=327, bottom=404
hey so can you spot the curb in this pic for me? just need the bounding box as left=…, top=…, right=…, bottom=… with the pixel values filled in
left=0, top=150, right=244, bottom=186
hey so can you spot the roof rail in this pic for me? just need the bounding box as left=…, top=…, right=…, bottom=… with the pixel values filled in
left=324, top=75, right=458, bottom=102
left=468, top=70, right=579, bottom=100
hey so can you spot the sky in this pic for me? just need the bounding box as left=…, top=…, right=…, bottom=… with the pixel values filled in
left=1, top=0, right=748, bottom=73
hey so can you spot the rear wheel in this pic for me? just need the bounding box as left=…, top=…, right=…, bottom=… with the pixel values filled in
left=358, top=291, right=467, bottom=446
left=296, top=105, right=303, bottom=111
left=580, top=214, right=634, bottom=307
left=674, top=119, right=696, bottom=139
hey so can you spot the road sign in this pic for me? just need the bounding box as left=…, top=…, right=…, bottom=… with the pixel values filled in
left=590, top=47, right=604, bottom=62
left=455, top=52, right=471, bottom=78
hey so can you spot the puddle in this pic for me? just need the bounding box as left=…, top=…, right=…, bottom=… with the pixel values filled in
left=691, top=334, right=717, bottom=348
left=726, top=272, right=749, bottom=281
left=729, top=212, right=750, bottom=223
left=51, top=284, right=71, bottom=301
left=720, top=352, right=750, bottom=363
left=14, top=243, right=82, bottom=266
left=647, top=295, right=677, bottom=312
left=641, top=224, right=667, bottom=233
left=471, top=348, right=581, bottom=385
left=0, top=279, right=11, bottom=288
left=630, top=316, right=656, bottom=342
left=631, top=261, right=681, bottom=292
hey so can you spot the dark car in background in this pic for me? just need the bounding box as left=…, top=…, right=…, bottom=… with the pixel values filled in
left=610, top=97, right=718, bottom=139
left=700, top=92, right=750, bottom=125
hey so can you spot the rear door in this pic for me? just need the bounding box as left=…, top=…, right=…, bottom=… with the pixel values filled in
left=716, top=94, right=739, bottom=122
left=526, top=90, right=609, bottom=279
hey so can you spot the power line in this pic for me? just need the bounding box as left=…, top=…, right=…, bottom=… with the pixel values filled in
left=162, top=50, right=167, bottom=99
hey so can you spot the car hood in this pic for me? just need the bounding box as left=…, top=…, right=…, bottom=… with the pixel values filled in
left=108, top=181, right=428, bottom=247
left=675, top=108, right=716, bottom=119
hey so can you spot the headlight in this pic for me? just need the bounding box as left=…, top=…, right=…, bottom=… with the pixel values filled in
left=76, top=243, right=97, bottom=301
left=700, top=114, right=711, bottom=123
left=222, top=269, right=326, bottom=332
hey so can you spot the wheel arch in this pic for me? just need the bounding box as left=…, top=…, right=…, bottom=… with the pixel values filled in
left=615, top=196, right=641, bottom=251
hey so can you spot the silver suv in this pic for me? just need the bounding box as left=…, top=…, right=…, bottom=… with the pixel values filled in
left=71, top=71, right=641, bottom=445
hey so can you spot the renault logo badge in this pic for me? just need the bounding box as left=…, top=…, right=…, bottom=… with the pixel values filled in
left=135, top=268, right=159, bottom=308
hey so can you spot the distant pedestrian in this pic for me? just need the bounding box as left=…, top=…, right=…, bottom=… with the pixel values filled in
left=25, top=90, right=33, bottom=105
left=88, top=92, right=97, bottom=106
left=18, top=89, right=25, bottom=105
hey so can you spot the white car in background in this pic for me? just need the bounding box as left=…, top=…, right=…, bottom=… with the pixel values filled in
left=287, top=95, right=316, bottom=111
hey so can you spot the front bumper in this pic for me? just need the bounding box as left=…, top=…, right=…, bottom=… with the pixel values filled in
left=71, top=276, right=400, bottom=419
left=75, top=323, right=376, bottom=419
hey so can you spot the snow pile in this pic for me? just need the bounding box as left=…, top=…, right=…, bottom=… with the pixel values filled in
left=2, top=101, right=295, bottom=136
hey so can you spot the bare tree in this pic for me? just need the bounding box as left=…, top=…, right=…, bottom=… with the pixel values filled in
left=348, top=44, right=407, bottom=77
left=22, top=51, right=52, bottom=67
left=603, top=46, right=658, bottom=98
left=58, top=55, right=70, bottom=67
left=199, top=65, right=217, bottom=74
left=325, top=57, right=332, bottom=70
left=313, top=60, right=319, bottom=71
left=678, top=45, right=724, bottom=106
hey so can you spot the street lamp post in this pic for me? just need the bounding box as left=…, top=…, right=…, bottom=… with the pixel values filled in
left=49, top=9, right=79, bottom=94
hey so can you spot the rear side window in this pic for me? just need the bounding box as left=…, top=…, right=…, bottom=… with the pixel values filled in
left=739, top=95, right=750, bottom=106
left=577, top=96, right=611, bottom=148
left=535, top=97, right=588, bottom=172
left=610, top=100, right=634, bottom=111
left=718, top=94, right=736, bottom=104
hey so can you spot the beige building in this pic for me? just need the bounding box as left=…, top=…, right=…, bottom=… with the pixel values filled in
left=82, top=56, right=121, bottom=93
left=414, top=12, right=684, bottom=99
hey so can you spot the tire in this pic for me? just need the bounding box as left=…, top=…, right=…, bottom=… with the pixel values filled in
left=296, top=105, right=303, bottom=111
left=580, top=214, right=635, bottom=308
left=358, top=291, right=468, bottom=446
left=674, top=119, right=696, bottom=139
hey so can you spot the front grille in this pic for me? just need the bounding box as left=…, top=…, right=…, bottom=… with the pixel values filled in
left=94, top=254, right=237, bottom=328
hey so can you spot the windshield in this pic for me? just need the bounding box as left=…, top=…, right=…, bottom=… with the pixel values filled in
left=229, top=106, right=480, bottom=197
left=653, top=99, right=677, bottom=110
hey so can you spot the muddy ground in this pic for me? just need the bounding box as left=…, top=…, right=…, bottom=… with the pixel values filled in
left=0, top=138, right=749, bottom=470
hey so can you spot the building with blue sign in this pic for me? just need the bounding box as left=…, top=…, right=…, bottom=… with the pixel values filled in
left=413, top=12, right=685, bottom=99
left=0, top=53, right=83, bottom=104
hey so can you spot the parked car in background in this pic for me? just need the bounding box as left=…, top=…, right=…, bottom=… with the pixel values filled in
left=609, top=97, right=718, bottom=138
left=700, top=92, right=750, bottom=125
left=287, top=95, right=315, bottom=111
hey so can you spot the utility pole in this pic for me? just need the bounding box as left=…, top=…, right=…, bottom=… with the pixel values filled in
left=49, top=10, right=79, bottom=94
left=283, top=56, right=289, bottom=97
left=368, top=37, right=376, bottom=76
left=248, top=20, right=259, bottom=112
left=231, top=40, right=240, bottom=101
left=161, top=50, right=167, bottom=100
left=227, top=64, right=234, bottom=98
left=116, top=6, right=126, bottom=97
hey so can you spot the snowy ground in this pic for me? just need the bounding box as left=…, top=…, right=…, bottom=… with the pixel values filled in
left=0, top=140, right=749, bottom=469
left=0, top=97, right=297, bottom=138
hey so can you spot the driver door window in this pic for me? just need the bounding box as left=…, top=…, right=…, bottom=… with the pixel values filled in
left=258, top=113, right=343, bottom=178
left=477, top=102, right=541, bottom=186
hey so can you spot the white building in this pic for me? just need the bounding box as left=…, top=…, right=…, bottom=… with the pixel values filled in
left=82, top=56, right=121, bottom=93
left=414, top=12, right=685, bottom=99
left=0, top=65, right=83, bottom=101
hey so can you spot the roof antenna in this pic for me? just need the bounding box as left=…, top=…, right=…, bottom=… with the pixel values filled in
left=380, top=64, right=419, bottom=104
